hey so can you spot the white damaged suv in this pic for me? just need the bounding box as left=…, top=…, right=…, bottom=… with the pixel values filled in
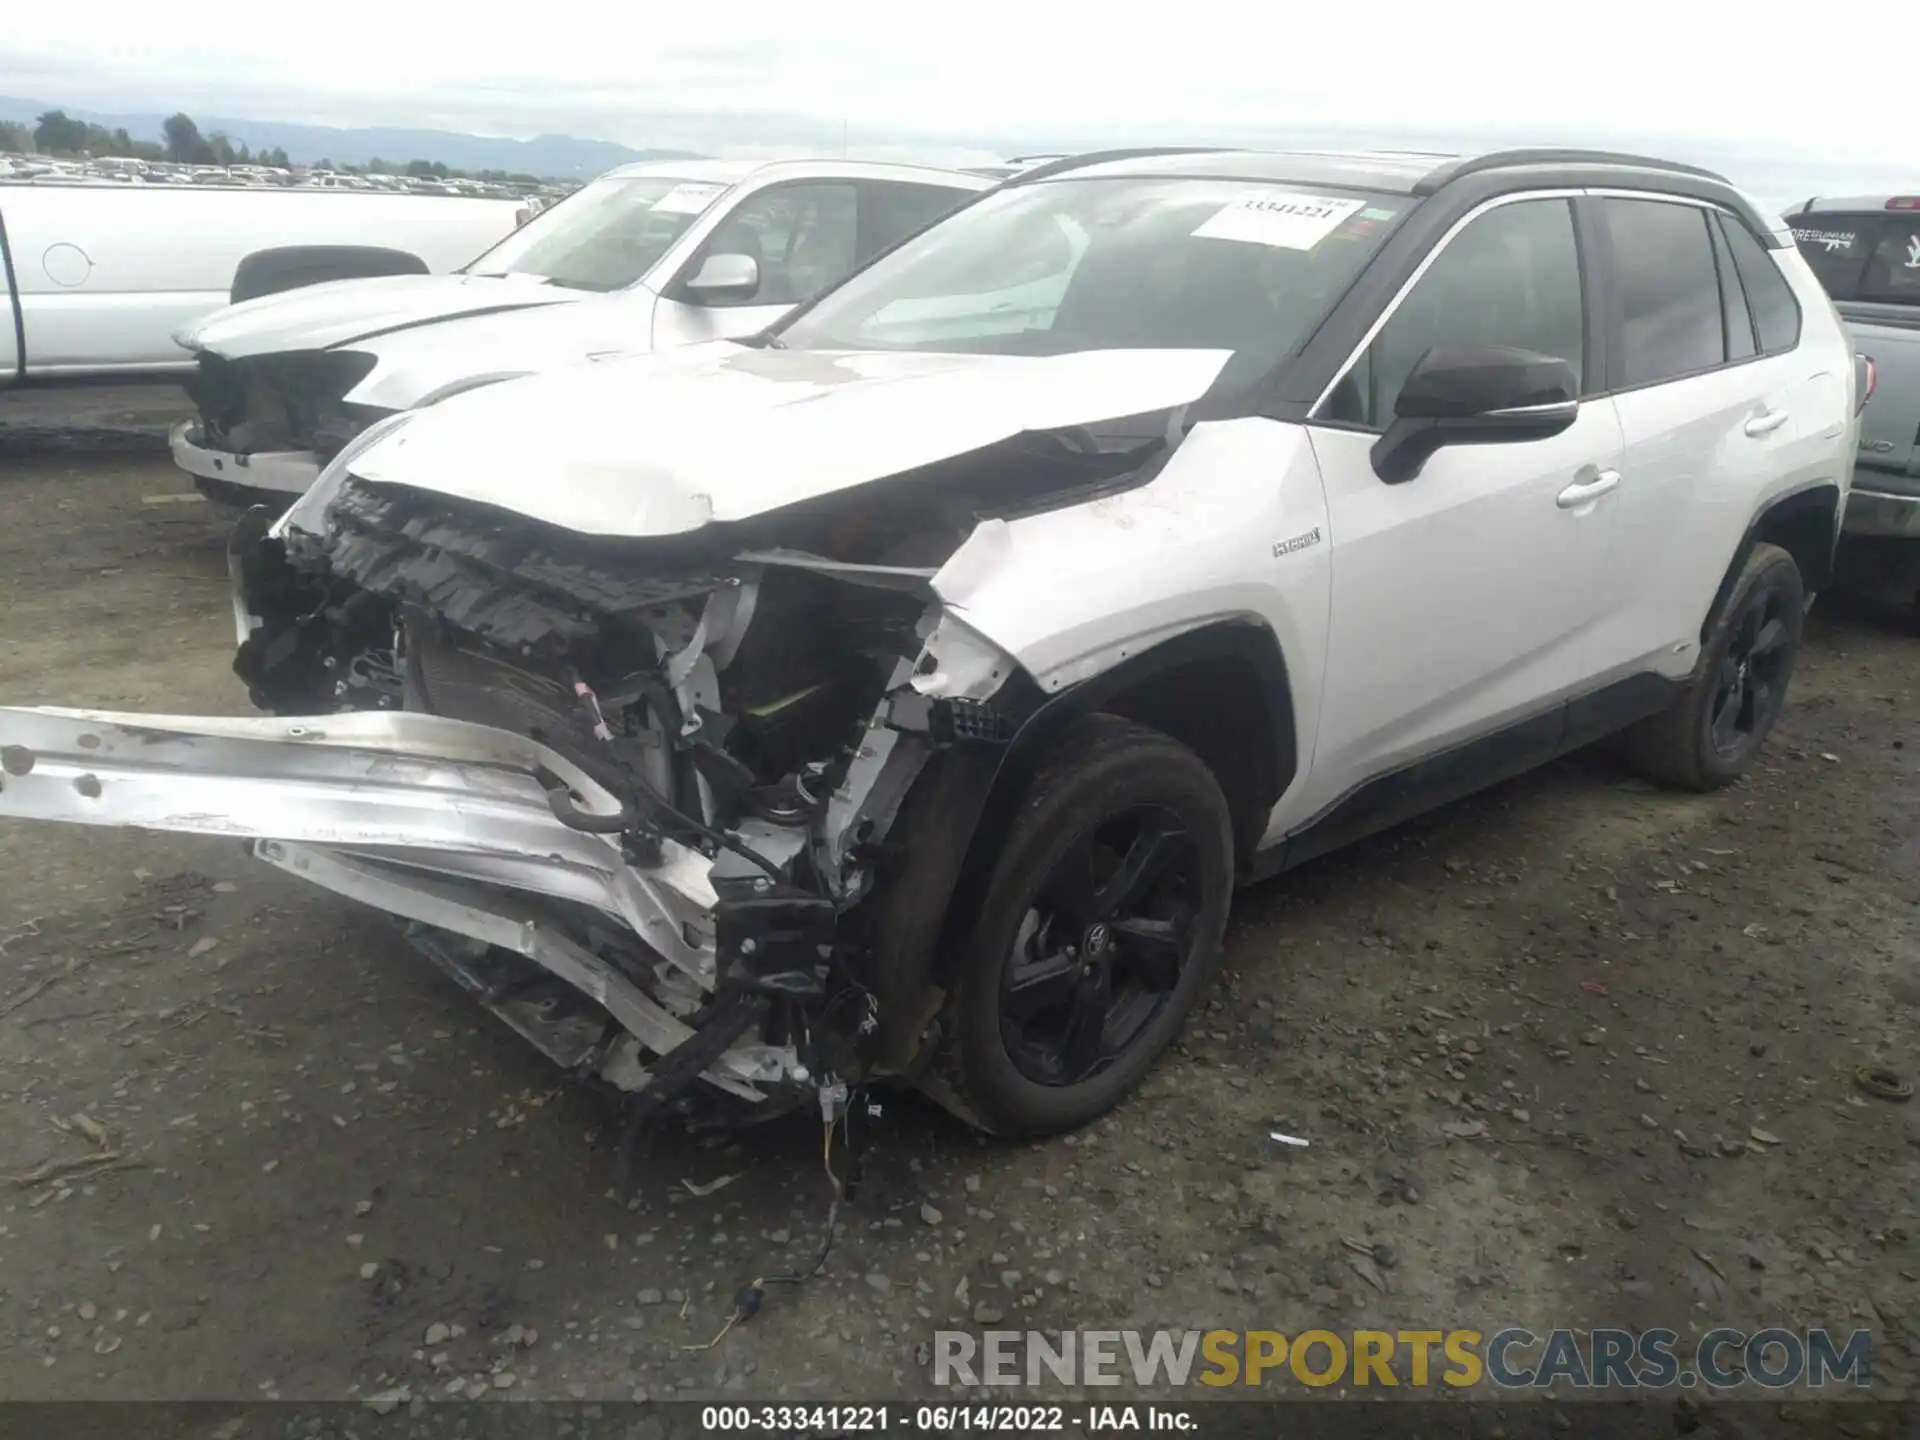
left=0, top=148, right=1863, bottom=1138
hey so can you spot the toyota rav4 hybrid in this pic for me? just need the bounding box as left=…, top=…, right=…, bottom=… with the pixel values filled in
left=0, top=148, right=1864, bottom=1140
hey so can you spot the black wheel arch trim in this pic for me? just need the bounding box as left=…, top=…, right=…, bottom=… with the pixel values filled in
left=922, top=619, right=1297, bottom=991
left=1701, top=481, right=1843, bottom=643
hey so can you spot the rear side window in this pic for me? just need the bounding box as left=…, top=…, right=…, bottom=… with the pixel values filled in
left=1324, top=197, right=1585, bottom=427
left=1707, top=218, right=1758, bottom=362
left=1602, top=198, right=1723, bottom=387
left=1860, top=215, right=1920, bottom=305
left=861, top=182, right=972, bottom=260
left=1719, top=215, right=1803, bottom=352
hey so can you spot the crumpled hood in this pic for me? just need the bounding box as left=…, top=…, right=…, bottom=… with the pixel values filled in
left=176, top=273, right=581, bottom=359
left=345, top=343, right=1234, bottom=537
left=339, top=292, right=660, bottom=412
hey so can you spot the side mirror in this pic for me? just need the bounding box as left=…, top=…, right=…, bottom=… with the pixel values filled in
left=1370, top=345, right=1580, bottom=484
left=683, top=252, right=761, bottom=303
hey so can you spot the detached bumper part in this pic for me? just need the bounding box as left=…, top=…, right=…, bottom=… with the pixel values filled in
left=170, top=420, right=323, bottom=500
left=0, top=706, right=797, bottom=1103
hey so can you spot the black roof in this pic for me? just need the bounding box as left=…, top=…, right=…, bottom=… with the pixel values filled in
left=1006, top=147, right=1451, bottom=192
left=1007, top=145, right=1732, bottom=195
left=1001, top=145, right=1783, bottom=246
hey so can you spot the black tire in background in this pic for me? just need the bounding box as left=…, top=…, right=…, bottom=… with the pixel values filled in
left=1620, top=541, right=1806, bottom=791
left=229, top=245, right=428, bottom=305
left=918, top=714, right=1235, bottom=1136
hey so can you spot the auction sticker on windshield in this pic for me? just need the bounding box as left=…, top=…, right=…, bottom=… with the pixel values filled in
left=1193, top=191, right=1366, bottom=249
left=654, top=182, right=729, bottom=215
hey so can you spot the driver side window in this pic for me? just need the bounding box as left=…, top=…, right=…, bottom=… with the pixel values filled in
left=690, top=183, right=859, bottom=308
left=1325, top=198, right=1586, bottom=428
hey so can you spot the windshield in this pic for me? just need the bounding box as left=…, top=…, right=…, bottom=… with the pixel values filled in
left=463, top=175, right=732, bottom=291
left=772, top=176, right=1413, bottom=375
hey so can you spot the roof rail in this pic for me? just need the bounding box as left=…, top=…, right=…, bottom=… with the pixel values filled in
left=1414, top=147, right=1729, bottom=195
left=1000, top=147, right=1226, bottom=186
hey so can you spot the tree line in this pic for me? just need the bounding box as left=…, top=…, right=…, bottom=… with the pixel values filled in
left=3, top=109, right=545, bottom=185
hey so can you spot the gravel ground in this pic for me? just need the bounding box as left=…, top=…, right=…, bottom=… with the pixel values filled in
left=0, top=446, right=1915, bottom=1422
left=0, top=381, right=185, bottom=456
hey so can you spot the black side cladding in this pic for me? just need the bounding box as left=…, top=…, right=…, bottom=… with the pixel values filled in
left=314, top=479, right=730, bottom=654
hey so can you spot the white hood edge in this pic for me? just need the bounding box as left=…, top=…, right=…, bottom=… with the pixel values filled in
left=338, top=292, right=660, bottom=413
left=174, top=273, right=579, bottom=361
left=343, top=344, right=1235, bottom=539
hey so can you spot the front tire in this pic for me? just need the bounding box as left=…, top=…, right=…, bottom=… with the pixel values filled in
left=1621, top=542, right=1804, bottom=791
left=921, top=715, right=1234, bottom=1136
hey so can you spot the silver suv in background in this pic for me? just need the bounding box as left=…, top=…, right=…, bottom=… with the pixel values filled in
left=169, top=159, right=990, bottom=505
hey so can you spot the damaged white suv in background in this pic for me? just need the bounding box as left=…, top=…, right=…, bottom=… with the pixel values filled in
left=0, top=148, right=1861, bottom=1140
left=168, top=158, right=988, bottom=505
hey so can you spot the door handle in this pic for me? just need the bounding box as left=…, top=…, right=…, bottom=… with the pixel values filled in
left=1744, top=408, right=1790, bottom=437
left=1556, top=469, right=1620, bottom=509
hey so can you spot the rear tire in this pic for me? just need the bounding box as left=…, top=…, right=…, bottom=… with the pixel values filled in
left=230, top=245, right=428, bottom=304
left=919, top=715, right=1234, bottom=1136
left=1620, top=542, right=1804, bottom=791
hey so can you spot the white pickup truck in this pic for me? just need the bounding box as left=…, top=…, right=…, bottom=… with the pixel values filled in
left=0, top=182, right=523, bottom=382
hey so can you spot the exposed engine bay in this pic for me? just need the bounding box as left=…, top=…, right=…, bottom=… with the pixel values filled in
left=201, top=417, right=1173, bottom=1127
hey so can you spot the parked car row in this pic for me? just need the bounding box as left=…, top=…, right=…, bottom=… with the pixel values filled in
left=0, top=145, right=1870, bottom=1145
left=0, top=151, right=574, bottom=204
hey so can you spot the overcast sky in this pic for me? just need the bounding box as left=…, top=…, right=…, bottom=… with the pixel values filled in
left=3, top=0, right=1912, bottom=175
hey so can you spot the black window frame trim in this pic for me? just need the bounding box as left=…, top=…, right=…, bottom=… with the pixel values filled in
left=1706, top=210, right=1761, bottom=363
left=1712, top=207, right=1804, bottom=356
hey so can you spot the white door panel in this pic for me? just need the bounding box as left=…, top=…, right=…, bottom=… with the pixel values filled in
left=20, top=288, right=223, bottom=373
left=1299, top=403, right=1625, bottom=822
left=1592, top=360, right=1808, bottom=681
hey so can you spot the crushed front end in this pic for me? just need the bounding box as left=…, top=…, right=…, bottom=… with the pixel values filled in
left=2, top=464, right=1038, bottom=1128
left=173, top=350, right=387, bottom=506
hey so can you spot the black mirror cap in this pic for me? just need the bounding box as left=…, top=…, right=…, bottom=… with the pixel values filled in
left=1369, top=345, right=1581, bottom=485
left=1394, top=344, right=1578, bottom=421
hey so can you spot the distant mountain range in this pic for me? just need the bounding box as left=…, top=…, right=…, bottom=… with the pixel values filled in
left=4, top=93, right=1909, bottom=207
left=0, top=96, right=702, bottom=176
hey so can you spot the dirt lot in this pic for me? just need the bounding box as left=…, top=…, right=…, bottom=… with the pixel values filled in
left=0, top=440, right=1916, bottom=1418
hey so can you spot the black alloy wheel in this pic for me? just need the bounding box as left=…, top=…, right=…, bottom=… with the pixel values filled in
left=915, top=713, right=1236, bottom=1136
left=998, top=805, right=1202, bottom=1087
left=1705, top=585, right=1794, bottom=758
left=1619, top=541, right=1804, bottom=791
